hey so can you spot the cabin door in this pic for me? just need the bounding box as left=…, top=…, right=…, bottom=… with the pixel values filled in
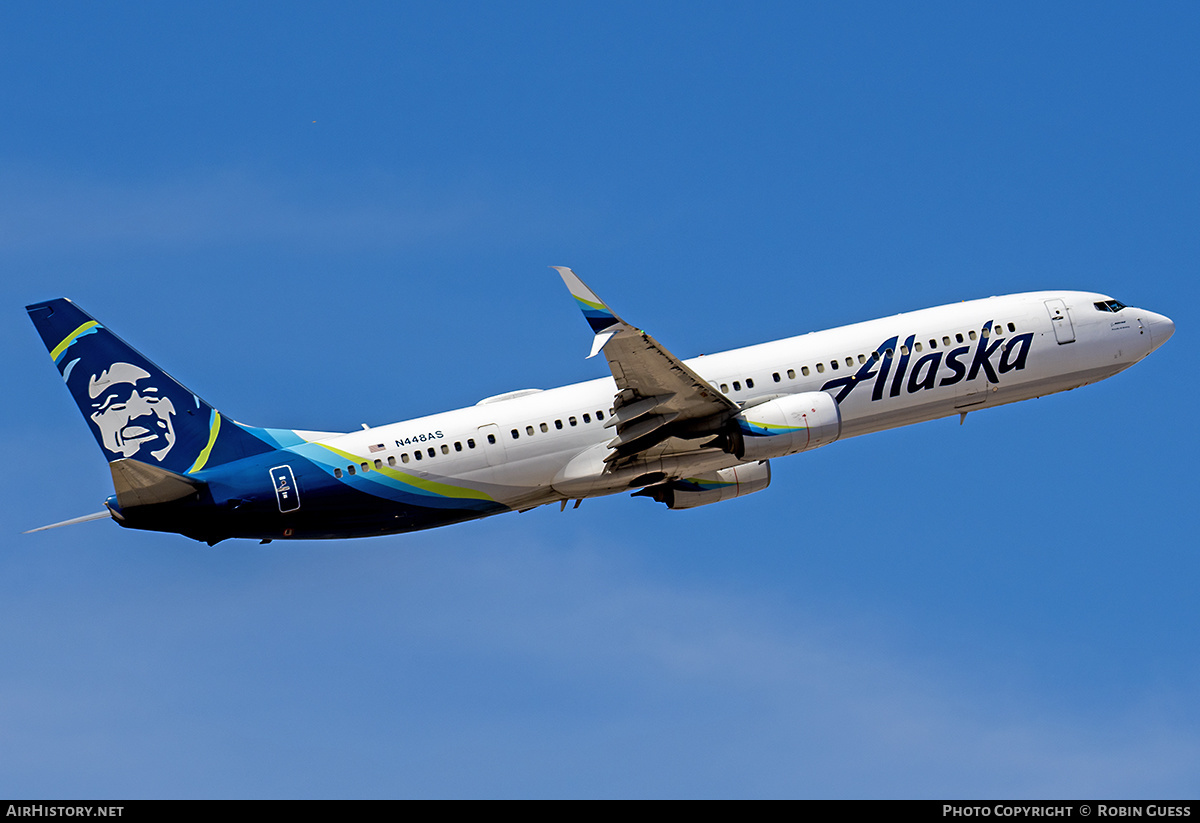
left=1045, top=299, right=1076, bottom=344
left=477, top=423, right=508, bottom=468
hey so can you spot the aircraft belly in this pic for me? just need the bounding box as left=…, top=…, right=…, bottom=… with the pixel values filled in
left=208, top=494, right=508, bottom=540
left=180, top=450, right=515, bottom=541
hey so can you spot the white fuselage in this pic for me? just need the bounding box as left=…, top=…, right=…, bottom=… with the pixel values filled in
left=308, top=290, right=1171, bottom=512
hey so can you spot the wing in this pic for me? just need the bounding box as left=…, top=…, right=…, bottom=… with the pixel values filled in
left=552, top=267, right=739, bottom=464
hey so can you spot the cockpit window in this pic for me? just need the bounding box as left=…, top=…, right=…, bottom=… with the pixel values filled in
left=1094, top=299, right=1128, bottom=313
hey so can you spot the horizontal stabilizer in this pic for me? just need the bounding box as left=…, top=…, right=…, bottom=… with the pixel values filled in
left=110, top=458, right=205, bottom=508
left=24, top=510, right=111, bottom=533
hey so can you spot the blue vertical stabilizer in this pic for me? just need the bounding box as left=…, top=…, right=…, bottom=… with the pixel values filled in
left=27, top=298, right=279, bottom=475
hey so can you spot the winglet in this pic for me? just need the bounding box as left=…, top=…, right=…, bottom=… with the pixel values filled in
left=551, top=266, right=623, bottom=335
left=551, top=266, right=630, bottom=359
left=587, top=331, right=616, bottom=359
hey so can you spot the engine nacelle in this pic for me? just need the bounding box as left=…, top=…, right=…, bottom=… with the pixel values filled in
left=732, top=391, right=841, bottom=461
left=641, top=461, right=771, bottom=509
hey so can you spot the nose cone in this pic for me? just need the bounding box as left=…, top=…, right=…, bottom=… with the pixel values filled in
left=1145, top=311, right=1175, bottom=352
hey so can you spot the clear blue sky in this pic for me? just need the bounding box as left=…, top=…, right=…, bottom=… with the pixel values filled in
left=3, top=2, right=1197, bottom=798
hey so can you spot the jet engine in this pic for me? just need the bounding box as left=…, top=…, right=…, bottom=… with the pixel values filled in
left=634, top=461, right=771, bottom=509
left=730, top=391, right=841, bottom=461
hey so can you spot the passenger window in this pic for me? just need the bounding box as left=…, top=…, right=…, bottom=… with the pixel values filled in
left=467, top=439, right=476, bottom=449
left=402, top=454, right=410, bottom=463
left=511, top=429, right=519, bottom=439
left=733, top=381, right=741, bottom=391
left=787, top=369, right=795, bottom=379
left=968, top=330, right=977, bottom=341
left=374, top=459, right=382, bottom=469
left=773, top=372, right=781, bottom=383
left=857, top=354, right=866, bottom=364
left=555, top=420, right=563, bottom=430
left=454, top=441, right=463, bottom=452
left=801, top=366, right=810, bottom=376
left=427, top=448, right=435, bottom=458
left=830, top=361, right=838, bottom=371
left=569, top=416, right=577, bottom=426
left=900, top=346, right=909, bottom=356
left=955, top=333, right=964, bottom=343
left=816, top=363, right=825, bottom=373
left=929, top=339, right=937, bottom=349
left=914, top=343, right=923, bottom=353
left=361, top=462, right=369, bottom=472
left=388, top=456, right=396, bottom=466
left=885, top=348, right=894, bottom=358
left=981, top=327, right=990, bottom=338
left=720, top=384, right=729, bottom=393
left=487, top=434, right=496, bottom=445
left=334, top=468, right=343, bottom=478
left=348, top=465, right=357, bottom=474
left=540, top=422, right=548, bottom=432
left=943, top=336, right=951, bottom=346
left=414, top=451, right=422, bottom=461
left=441, top=444, right=450, bottom=454
left=746, top=378, right=755, bottom=389
left=526, top=425, right=535, bottom=436
left=596, top=411, right=604, bottom=421
left=583, top=413, right=591, bottom=423
left=1008, top=322, right=1016, bottom=332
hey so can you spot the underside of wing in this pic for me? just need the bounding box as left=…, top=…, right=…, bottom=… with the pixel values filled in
left=552, top=267, right=739, bottom=466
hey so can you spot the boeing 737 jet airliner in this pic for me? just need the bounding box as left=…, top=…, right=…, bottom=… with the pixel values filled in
left=27, top=268, right=1174, bottom=544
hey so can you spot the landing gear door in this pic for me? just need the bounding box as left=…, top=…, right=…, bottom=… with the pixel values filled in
left=1045, top=299, right=1076, bottom=344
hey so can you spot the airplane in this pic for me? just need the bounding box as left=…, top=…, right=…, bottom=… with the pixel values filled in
left=25, top=268, right=1174, bottom=545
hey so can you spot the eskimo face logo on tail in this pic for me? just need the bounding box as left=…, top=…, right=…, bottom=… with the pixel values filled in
left=87, top=362, right=178, bottom=460
left=820, top=322, right=1035, bottom=404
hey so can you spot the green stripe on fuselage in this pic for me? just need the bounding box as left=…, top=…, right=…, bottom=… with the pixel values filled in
left=314, top=442, right=495, bottom=502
